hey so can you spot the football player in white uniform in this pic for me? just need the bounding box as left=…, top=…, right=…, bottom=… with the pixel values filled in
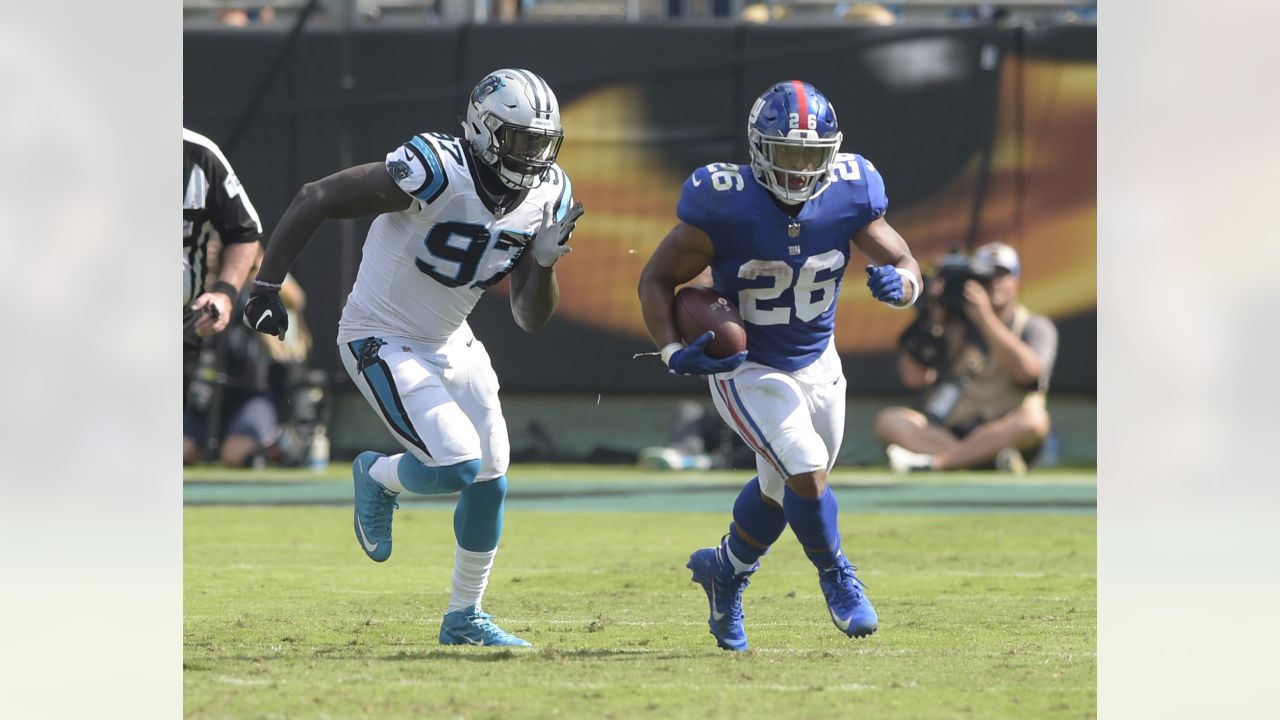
left=244, top=69, right=584, bottom=647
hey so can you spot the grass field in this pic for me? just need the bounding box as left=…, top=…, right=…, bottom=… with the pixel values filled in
left=184, top=467, right=1096, bottom=719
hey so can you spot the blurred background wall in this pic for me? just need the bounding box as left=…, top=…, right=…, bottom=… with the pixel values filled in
left=183, top=2, right=1096, bottom=465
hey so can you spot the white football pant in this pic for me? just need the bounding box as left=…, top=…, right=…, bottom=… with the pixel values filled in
left=339, top=324, right=510, bottom=481
left=708, top=339, right=846, bottom=503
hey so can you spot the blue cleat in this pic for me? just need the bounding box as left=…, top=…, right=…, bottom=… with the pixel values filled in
left=686, top=541, right=755, bottom=652
left=352, top=451, right=398, bottom=562
left=818, top=551, right=878, bottom=638
left=439, top=606, right=531, bottom=647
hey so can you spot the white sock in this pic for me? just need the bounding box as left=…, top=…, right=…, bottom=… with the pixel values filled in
left=370, top=454, right=404, bottom=492
left=725, top=544, right=758, bottom=575
left=447, top=546, right=497, bottom=613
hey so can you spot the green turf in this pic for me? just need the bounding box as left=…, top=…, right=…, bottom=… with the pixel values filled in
left=185, top=505, right=1096, bottom=718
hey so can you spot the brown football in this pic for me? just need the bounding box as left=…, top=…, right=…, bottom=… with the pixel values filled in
left=673, top=285, right=747, bottom=359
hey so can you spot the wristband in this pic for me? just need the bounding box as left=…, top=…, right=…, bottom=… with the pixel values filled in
left=211, top=280, right=240, bottom=301
left=888, top=268, right=920, bottom=310
left=660, top=342, right=683, bottom=367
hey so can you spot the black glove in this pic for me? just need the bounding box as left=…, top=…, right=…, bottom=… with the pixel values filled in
left=243, top=280, right=288, bottom=340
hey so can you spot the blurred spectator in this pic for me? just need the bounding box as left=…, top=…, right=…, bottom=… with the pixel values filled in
left=741, top=2, right=792, bottom=24
left=216, top=4, right=277, bottom=26
left=638, top=401, right=753, bottom=471
left=1058, top=3, right=1097, bottom=24
left=842, top=2, right=896, bottom=25
left=184, top=262, right=313, bottom=468
left=490, top=0, right=521, bottom=22
left=950, top=4, right=1011, bottom=26
left=184, top=128, right=262, bottom=396
left=874, top=242, right=1057, bottom=474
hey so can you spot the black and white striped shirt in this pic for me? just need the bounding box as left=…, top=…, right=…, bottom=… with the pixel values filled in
left=183, top=128, right=262, bottom=304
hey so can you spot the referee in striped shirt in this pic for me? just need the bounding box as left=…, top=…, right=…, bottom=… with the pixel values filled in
left=183, top=128, right=263, bottom=394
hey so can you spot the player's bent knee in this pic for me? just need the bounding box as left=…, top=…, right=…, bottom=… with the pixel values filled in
left=400, top=456, right=482, bottom=494
left=785, top=469, right=828, bottom=498
left=482, top=451, right=510, bottom=481
left=444, top=458, right=482, bottom=490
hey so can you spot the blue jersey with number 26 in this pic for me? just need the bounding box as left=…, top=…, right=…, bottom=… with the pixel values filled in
left=676, top=153, right=888, bottom=372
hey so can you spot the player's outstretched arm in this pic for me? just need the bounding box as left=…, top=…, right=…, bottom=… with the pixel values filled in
left=637, top=222, right=715, bottom=351
left=256, top=163, right=410, bottom=284
left=245, top=163, right=410, bottom=339
left=854, top=217, right=923, bottom=309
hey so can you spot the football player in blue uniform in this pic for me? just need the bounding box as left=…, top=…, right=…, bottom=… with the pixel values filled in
left=638, top=80, right=923, bottom=651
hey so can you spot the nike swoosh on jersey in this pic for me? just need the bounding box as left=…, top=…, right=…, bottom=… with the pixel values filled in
left=711, top=585, right=725, bottom=621
left=254, top=309, right=273, bottom=330
left=355, top=515, right=378, bottom=552
left=691, top=176, right=703, bottom=187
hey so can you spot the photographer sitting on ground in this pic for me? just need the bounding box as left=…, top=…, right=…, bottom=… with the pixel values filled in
left=874, top=242, right=1057, bottom=473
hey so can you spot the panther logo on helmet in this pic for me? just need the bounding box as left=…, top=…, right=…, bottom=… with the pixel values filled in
left=463, top=69, right=563, bottom=190
left=471, top=75, right=505, bottom=105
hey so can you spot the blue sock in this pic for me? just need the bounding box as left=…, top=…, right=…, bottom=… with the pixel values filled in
left=399, top=456, right=480, bottom=495
left=782, top=485, right=843, bottom=570
left=725, top=477, right=787, bottom=568
left=454, top=475, right=507, bottom=552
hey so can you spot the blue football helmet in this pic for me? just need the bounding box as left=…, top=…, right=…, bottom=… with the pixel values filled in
left=747, top=81, right=843, bottom=204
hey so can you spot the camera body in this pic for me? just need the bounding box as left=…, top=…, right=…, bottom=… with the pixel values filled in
left=934, top=250, right=997, bottom=318
left=899, top=249, right=996, bottom=371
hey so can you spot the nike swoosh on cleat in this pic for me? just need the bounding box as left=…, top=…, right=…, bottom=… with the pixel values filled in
left=711, top=585, right=725, bottom=621
left=457, top=635, right=484, bottom=646
left=830, top=607, right=853, bottom=633
left=355, top=515, right=378, bottom=553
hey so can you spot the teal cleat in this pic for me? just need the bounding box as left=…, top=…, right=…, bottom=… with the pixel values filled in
left=439, top=606, right=531, bottom=647
left=352, top=451, right=398, bottom=562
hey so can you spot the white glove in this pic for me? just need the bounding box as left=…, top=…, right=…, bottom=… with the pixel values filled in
left=530, top=200, right=585, bottom=268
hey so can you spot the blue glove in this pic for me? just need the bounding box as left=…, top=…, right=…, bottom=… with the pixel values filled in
left=865, top=264, right=904, bottom=305
left=667, top=331, right=748, bottom=376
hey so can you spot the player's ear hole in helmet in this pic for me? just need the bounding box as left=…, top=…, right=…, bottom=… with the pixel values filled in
left=463, top=69, right=564, bottom=190
left=747, top=80, right=843, bottom=205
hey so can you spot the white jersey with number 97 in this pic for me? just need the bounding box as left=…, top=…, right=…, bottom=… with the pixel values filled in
left=337, top=132, right=574, bottom=345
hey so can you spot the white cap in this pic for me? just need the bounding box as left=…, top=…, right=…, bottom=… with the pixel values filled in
left=973, top=242, right=1021, bottom=278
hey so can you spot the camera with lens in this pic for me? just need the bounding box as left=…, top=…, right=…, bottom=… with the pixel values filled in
left=933, top=250, right=997, bottom=320
left=898, top=249, right=995, bottom=370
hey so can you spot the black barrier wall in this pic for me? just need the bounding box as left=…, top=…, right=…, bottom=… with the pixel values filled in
left=184, top=23, right=1096, bottom=395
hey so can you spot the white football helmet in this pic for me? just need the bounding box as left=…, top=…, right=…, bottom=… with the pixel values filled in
left=463, top=69, right=563, bottom=190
